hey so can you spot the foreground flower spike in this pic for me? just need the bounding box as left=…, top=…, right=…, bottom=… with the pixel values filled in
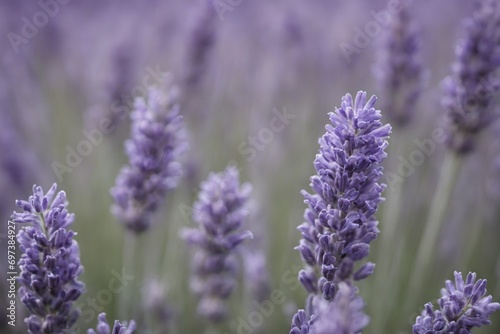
left=11, top=184, right=85, bottom=333
left=297, top=92, right=391, bottom=301
left=374, top=3, right=422, bottom=126
left=111, top=74, right=188, bottom=233
left=182, top=166, right=253, bottom=322
left=442, top=0, right=500, bottom=153
left=87, top=313, right=136, bottom=334
left=290, top=283, right=369, bottom=334
left=413, top=271, right=500, bottom=333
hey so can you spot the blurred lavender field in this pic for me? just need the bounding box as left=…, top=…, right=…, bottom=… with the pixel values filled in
left=2, top=0, right=500, bottom=333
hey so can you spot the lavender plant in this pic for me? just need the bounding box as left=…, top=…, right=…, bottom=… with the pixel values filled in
left=412, top=272, right=500, bottom=333
left=442, top=0, right=500, bottom=153
left=111, top=75, right=188, bottom=233
left=292, top=283, right=369, bottom=334
left=410, top=0, right=500, bottom=308
left=11, top=184, right=84, bottom=333
left=181, top=166, right=253, bottom=322
left=374, top=3, right=423, bottom=126
left=296, top=91, right=391, bottom=301
left=291, top=91, right=390, bottom=333
left=87, top=313, right=136, bottom=334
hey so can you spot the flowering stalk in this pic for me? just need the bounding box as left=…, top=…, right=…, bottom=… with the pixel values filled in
left=291, top=283, right=369, bottom=334
left=87, top=313, right=136, bottom=334
left=11, top=184, right=84, bottom=333
left=442, top=0, right=500, bottom=154
left=409, top=0, right=500, bottom=309
left=374, top=2, right=423, bottom=127
left=296, top=91, right=391, bottom=301
left=111, top=74, right=188, bottom=233
left=181, top=166, right=253, bottom=322
left=290, top=92, right=390, bottom=333
left=412, top=272, right=500, bottom=333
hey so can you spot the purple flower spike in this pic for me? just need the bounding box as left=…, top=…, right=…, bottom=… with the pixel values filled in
left=374, top=3, right=423, bottom=126
left=111, top=74, right=188, bottom=233
left=182, top=165, right=253, bottom=322
left=11, top=184, right=85, bottom=333
left=87, top=313, right=136, bottom=334
left=442, top=0, right=500, bottom=153
left=289, top=283, right=369, bottom=334
left=413, top=271, right=500, bottom=334
left=297, top=91, right=391, bottom=301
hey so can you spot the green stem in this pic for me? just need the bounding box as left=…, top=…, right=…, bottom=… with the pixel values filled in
left=407, top=152, right=462, bottom=307
left=120, top=231, right=137, bottom=319
left=370, top=136, right=405, bottom=333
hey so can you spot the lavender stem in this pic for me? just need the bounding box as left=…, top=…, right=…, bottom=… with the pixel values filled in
left=408, top=152, right=462, bottom=311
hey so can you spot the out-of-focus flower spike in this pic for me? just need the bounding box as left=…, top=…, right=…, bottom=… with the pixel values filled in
left=374, top=2, right=423, bottom=126
left=110, top=74, right=188, bottom=233
left=181, top=165, right=253, bottom=322
left=442, top=0, right=500, bottom=153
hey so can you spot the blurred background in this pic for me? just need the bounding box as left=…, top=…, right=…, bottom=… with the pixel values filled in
left=1, top=0, right=500, bottom=333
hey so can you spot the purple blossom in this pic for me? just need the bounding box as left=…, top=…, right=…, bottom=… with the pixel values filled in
left=183, top=0, right=217, bottom=90
left=442, top=0, right=500, bottom=153
left=297, top=92, right=391, bottom=301
left=289, top=284, right=369, bottom=334
left=374, top=3, right=423, bottom=126
left=413, top=271, right=500, bottom=334
left=181, top=166, right=253, bottom=322
left=111, top=75, right=188, bottom=233
left=290, top=309, right=311, bottom=334
left=87, top=313, right=136, bottom=334
left=11, top=184, right=85, bottom=333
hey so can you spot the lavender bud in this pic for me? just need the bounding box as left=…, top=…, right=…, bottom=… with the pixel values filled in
left=413, top=271, right=500, bottom=333
left=11, top=184, right=85, bottom=333
left=310, top=283, right=370, bottom=334
left=374, top=3, right=423, bottom=126
left=442, top=0, right=500, bottom=153
left=296, top=92, right=390, bottom=300
left=87, top=313, right=136, bottom=334
left=182, top=165, right=253, bottom=322
left=111, top=75, right=188, bottom=233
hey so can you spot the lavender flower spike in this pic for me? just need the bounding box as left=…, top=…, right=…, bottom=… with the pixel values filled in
left=87, top=313, right=136, bottom=334
left=11, top=183, right=85, bottom=333
left=289, top=283, right=369, bottom=334
left=442, top=0, right=500, bottom=153
left=413, top=271, right=500, bottom=333
left=297, top=91, right=391, bottom=301
left=111, top=74, right=188, bottom=233
left=182, top=165, right=253, bottom=322
left=374, top=2, right=422, bottom=126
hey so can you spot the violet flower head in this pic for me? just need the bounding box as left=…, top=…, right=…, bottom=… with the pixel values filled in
left=111, top=75, right=188, bottom=233
left=87, top=313, right=136, bottom=334
left=442, top=0, right=500, bottom=153
left=290, top=309, right=311, bottom=334
left=289, top=284, right=369, bottom=334
left=183, top=0, right=217, bottom=90
left=374, top=3, right=423, bottom=126
left=413, top=271, right=500, bottom=334
left=297, top=92, right=391, bottom=301
left=11, top=184, right=85, bottom=333
left=181, top=165, right=253, bottom=322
